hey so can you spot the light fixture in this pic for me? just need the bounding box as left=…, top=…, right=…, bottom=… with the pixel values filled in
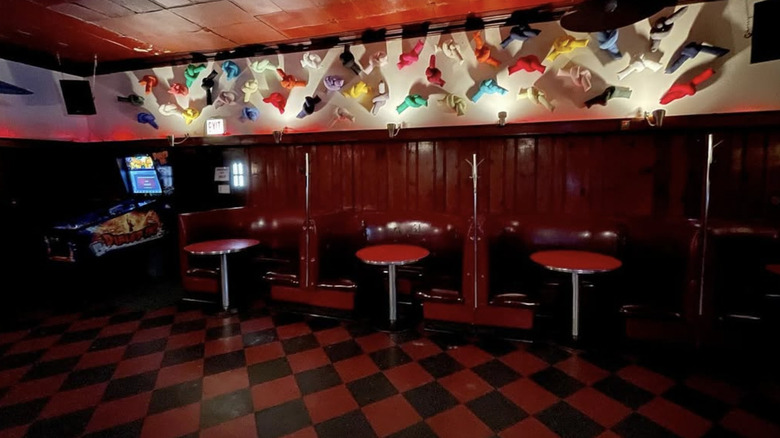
left=497, top=111, right=507, bottom=127
left=167, top=133, right=190, bottom=147
left=645, top=109, right=666, bottom=127
left=387, top=122, right=401, bottom=138
left=273, top=130, right=284, bottom=143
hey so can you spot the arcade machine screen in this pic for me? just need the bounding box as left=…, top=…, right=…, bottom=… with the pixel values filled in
left=44, top=153, right=173, bottom=262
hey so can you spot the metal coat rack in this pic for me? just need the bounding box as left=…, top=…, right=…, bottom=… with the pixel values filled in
left=466, top=153, right=484, bottom=310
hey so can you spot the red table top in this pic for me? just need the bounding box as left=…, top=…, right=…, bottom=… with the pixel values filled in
left=184, top=239, right=259, bottom=256
left=767, top=264, right=780, bottom=275
left=531, top=250, right=622, bottom=274
left=356, top=244, right=430, bottom=266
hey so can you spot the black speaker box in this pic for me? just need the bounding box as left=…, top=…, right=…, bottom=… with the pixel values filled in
left=59, top=80, right=97, bottom=115
left=751, top=0, right=780, bottom=64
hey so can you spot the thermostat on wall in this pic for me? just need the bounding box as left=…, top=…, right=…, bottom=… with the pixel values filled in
left=205, top=117, right=226, bottom=136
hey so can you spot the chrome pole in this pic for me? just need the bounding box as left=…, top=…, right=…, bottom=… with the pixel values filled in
left=304, top=152, right=310, bottom=287
left=699, top=134, right=715, bottom=316
left=466, top=153, right=482, bottom=310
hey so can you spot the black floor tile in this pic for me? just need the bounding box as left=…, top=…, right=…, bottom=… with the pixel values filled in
left=475, top=338, right=518, bottom=357
left=60, top=364, right=117, bottom=391
left=527, top=344, right=572, bottom=364
left=0, top=350, right=44, bottom=371
left=593, top=375, right=655, bottom=410
left=702, top=425, right=742, bottom=438
left=254, top=399, right=311, bottom=438
left=242, top=329, right=277, bottom=347
left=204, top=350, right=246, bottom=376
left=21, top=356, right=80, bottom=381
left=271, top=312, right=306, bottom=327
left=403, top=381, right=459, bottom=418
left=663, top=384, right=730, bottom=421
left=108, top=311, right=144, bottom=325
left=346, top=372, right=398, bottom=406
left=28, top=323, right=71, bottom=339
left=306, top=317, right=341, bottom=332
left=737, top=392, right=780, bottom=423
left=612, top=412, right=678, bottom=438
left=389, top=330, right=422, bottom=345
left=427, top=333, right=470, bottom=350
left=472, top=359, right=521, bottom=388
left=345, top=322, right=374, bottom=338
left=578, top=350, right=631, bottom=372
left=324, top=339, right=363, bottom=363
left=315, top=409, right=377, bottom=438
left=101, top=370, right=157, bottom=401
left=138, top=315, right=174, bottom=330
left=161, top=344, right=205, bottom=367
left=57, top=328, right=101, bottom=345
left=205, top=323, right=241, bottom=341
left=535, top=401, right=604, bottom=438
left=467, top=391, right=527, bottom=432
left=387, top=422, right=438, bottom=438
left=80, top=307, right=117, bottom=319
left=530, top=367, right=585, bottom=398
left=248, top=358, right=292, bottom=385
left=89, top=334, right=133, bottom=352
left=0, top=397, right=48, bottom=429
left=170, top=319, right=207, bottom=335
left=200, top=389, right=253, bottom=428
left=295, top=364, right=342, bottom=395
left=281, top=334, right=320, bottom=355
left=148, top=379, right=203, bottom=414
left=370, top=346, right=412, bottom=370
left=123, top=338, right=167, bottom=359
left=24, top=407, right=93, bottom=438
left=82, top=419, right=143, bottom=438
left=418, top=353, right=463, bottom=379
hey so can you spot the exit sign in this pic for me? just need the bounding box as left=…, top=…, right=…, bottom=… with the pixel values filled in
left=205, top=117, right=225, bottom=136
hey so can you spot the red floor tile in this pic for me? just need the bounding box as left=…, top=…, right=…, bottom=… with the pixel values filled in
left=98, top=321, right=140, bottom=337
left=313, top=326, right=352, bottom=346
left=113, top=352, right=164, bottom=378
left=287, top=348, right=330, bottom=374
left=0, top=330, right=28, bottom=346
left=427, top=405, right=493, bottom=438
left=6, top=335, right=60, bottom=355
left=203, top=367, right=250, bottom=399
left=0, top=374, right=67, bottom=406
left=206, top=316, right=240, bottom=329
left=145, top=306, right=176, bottom=318
left=200, top=413, right=257, bottom=438
left=42, top=313, right=80, bottom=326
left=447, top=345, right=493, bottom=368
left=720, top=409, right=780, bottom=438
left=499, top=417, right=559, bottom=438
left=500, top=350, right=549, bottom=376
left=685, top=374, right=743, bottom=405
left=140, top=402, right=200, bottom=438
left=500, top=378, right=558, bottom=414
left=596, top=431, right=622, bottom=438
left=0, top=366, right=30, bottom=388
left=68, top=317, right=110, bottom=332
left=40, top=340, right=92, bottom=361
left=204, top=335, right=244, bottom=357
left=276, top=322, right=311, bottom=340
left=363, top=393, right=422, bottom=437
left=155, top=359, right=204, bottom=388
left=165, top=330, right=205, bottom=351
left=132, top=326, right=171, bottom=343
left=240, top=317, right=274, bottom=333
left=566, top=387, right=631, bottom=428
left=251, top=375, right=301, bottom=411
left=76, top=346, right=126, bottom=369
left=639, top=397, right=711, bottom=438
left=85, top=391, right=153, bottom=433
left=384, top=361, right=434, bottom=392
left=400, top=338, right=443, bottom=360
left=303, top=384, right=359, bottom=423
left=333, top=354, right=380, bottom=383
left=438, top=369, right=493, bottom=403
left=0, top=424, right=28, bottom=438
left=355, top=332, right=395, bottom=353
left=39, top=382, right=107, bottom=419
left=174, top=310, right=204, bottom=323
left=618, top=365, right=676, bottom=395
left=555, top=355, right=610, bottom=385
left=245, top=341, right=285, bottom=365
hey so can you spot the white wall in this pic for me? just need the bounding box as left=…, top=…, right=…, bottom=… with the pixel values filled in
left=2, top=0, right=779, bottom=142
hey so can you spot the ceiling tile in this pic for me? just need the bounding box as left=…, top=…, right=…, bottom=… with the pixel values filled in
left=257, top=8, right=336, bottom=30
left=149, top=29, right=233, bottom=52
left=75, top=0, right=135, bottom=17
left=109, top=0, right=163, bottom=13
left=48, top=2, right=108, bottom=21
left=172, top=0, right=257, bottom=27
left=211, top=20, right=286, bottom=44
left=95, top=9, right=201, bottom=36
left=270, top=0, right=315, bottom=12
left=229, top=0, right=281, bottom=16
left=149, top=0, right=191, bottom=7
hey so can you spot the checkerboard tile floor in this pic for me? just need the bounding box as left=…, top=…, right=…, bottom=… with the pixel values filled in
left=1, top=300, right=779, bottom=438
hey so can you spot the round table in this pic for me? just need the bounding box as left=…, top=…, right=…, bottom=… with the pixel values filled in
left=356, top=244, right=429, bottom=331
left=530, top=250, right=622, bottom=340
left=184, top=239, right=259, bottom=311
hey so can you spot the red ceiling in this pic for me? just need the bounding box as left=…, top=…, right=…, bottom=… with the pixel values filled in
left=2, top=0, right=579, bottom=73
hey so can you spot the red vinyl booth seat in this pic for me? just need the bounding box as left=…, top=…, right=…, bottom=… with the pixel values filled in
left=178, top=207, right=304, bottom=295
